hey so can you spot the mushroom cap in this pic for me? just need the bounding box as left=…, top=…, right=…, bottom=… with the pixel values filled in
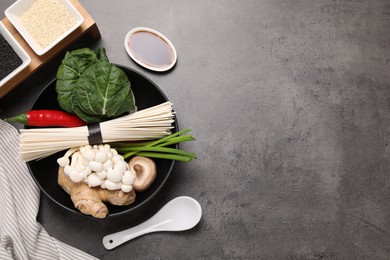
left=128, top=156, right=157, bottom=192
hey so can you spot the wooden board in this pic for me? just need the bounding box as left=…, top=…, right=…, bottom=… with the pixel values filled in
left=0, top=0, right=101, bottom=98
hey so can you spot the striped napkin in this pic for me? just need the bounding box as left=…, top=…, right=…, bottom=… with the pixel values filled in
left=0, top=120, right=98, bottom=260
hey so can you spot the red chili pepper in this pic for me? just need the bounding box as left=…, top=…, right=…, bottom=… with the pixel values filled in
left=5, top=110, right=86, bottom=127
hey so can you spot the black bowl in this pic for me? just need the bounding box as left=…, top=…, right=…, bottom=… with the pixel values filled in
left=26, top=65, right=178, bottom=217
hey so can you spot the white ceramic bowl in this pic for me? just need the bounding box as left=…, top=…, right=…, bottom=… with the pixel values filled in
left=0, top=21, right=31, bottom=88
left=124, top=27, right=177, bottom=72
left=5, top=0, right=84, bottom=56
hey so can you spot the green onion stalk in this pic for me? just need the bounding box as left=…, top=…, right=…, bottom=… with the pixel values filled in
left=111, top=129, right=196, bottom=162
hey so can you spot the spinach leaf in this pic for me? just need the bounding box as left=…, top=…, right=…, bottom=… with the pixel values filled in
left=56, top=48, right=98, bottom=113
left=73, top=61, right=135, bottom=123
left=56, top=47, right=136, bottom=124
left=96, top=47, right=109, bottom=62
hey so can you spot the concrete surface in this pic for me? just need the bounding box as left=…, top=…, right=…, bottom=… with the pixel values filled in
left=1, top=0, right=390, bottom=259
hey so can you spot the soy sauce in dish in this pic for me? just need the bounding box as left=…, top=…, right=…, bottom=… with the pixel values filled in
left=127, top=31, right=174, bottom=69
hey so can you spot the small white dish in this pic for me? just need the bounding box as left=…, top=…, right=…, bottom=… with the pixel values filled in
left=0, top=21, right=31, bottom=88
left=5, top=0, right=84, bottom=56
left=124, top=27, right=177, bottom=72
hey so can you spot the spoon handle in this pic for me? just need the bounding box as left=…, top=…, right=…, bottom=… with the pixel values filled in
left=103, top=223, right=152, bottom=250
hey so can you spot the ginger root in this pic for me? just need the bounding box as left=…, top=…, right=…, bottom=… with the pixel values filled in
left=58, top=167, right=136, bottom=218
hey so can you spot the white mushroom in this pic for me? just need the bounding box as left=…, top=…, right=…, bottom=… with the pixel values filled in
left=56, top=147, right=78, bottom=167
left=70, top=152, right=81, bottom=168
left=99, top=144, right=111, bottom=153
left=110, top=148, right=118, bottom=156
left=102, top=159, right=113, bottom=170
left=122, top=170, right=136, bottom=185
left=95, top=151, right=108, bottom=163
left=82, top=149, right=95, bottom=162
left=87, top=173, right=104, bottom=187
left=63, top=164, right=73, bottom=176
left=96, top=170, right=107, bottom=180
left=69, top=168, right=83, bottom=183
left=121, top=184, right=133, bottom=193
left=104, top=180, right=121, bottom=190
left=115, top=161, right=128, bottom=174
left=57, top=144, right=136, bottom=193
left=57, top=157, right=70, bottom=168
left=79, top=167, right=91, bottom=179
left=112, top=154, right=123, bottom=163
left=89, top=161, right=103, bottom=172
left=104, top=144, right=111, bottom=152
left=107, top=166, right=123, bottom=183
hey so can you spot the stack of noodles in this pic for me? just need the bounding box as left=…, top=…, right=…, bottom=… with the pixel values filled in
left=19, top=102, right=174, bottom=162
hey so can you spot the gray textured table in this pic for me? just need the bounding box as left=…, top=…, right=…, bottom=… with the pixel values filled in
left=1, top=1, right=390, bottom=259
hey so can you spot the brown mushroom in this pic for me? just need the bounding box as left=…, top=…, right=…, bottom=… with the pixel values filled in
left=128, top=156, right=157, bottom=192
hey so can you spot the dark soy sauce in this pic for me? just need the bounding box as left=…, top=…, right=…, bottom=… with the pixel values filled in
left=127, top=31, right=174, bottom=69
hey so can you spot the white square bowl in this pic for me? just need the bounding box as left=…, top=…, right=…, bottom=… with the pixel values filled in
left=0, top=21, right=31, bottom=88
left=5, top=0, right=84, bottom=56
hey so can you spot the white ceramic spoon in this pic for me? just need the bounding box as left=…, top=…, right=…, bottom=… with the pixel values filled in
left=102, top=196, right=202, bottom=250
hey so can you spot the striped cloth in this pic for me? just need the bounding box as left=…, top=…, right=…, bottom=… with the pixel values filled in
left=0, top=120, right=98, bottom=260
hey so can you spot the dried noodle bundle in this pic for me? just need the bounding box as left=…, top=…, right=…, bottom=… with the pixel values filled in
left=19, top=102, right=174, bottom=162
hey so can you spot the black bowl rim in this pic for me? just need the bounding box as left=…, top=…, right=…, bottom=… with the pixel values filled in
left=26, top=65, right=178, bottom=218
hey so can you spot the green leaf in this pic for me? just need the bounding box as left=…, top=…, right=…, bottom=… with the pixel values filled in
left=56, top=48, right=99, bottom=113
left=96, top=47, right=109, bottom=62
left=73, top=61, right=135, bottom=121
left=56, top=48, right=136, bottom=123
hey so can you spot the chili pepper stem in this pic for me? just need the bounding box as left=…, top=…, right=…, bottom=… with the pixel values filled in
left=4, top=113, right=28, bottom=124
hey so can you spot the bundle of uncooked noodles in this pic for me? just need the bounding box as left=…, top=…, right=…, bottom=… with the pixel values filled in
left=19, top=102, right=174, bottom=162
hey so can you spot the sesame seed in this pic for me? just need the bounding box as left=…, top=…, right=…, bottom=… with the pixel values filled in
left=19, top=0, right=77, bottom=49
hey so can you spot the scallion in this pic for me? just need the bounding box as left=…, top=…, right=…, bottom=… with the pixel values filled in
left=112, top=129, right=196, bottom=162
